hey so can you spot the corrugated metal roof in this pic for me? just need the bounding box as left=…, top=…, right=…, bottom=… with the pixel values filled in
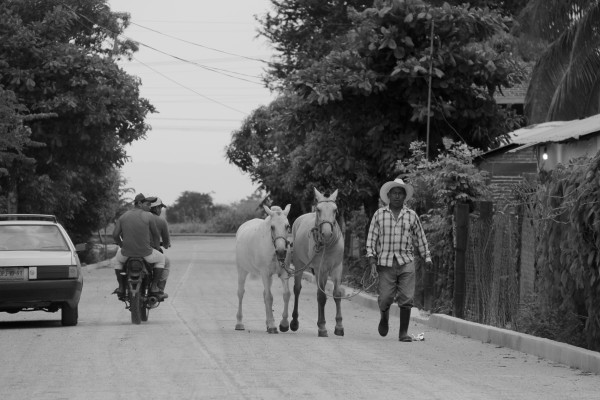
left=506, top=113, right=600, bottom=152
left=509, top=121, right=568, bottom=144
left=479, top=114, right=600, bottom=158
left=511, top=114, right=600, bottom=144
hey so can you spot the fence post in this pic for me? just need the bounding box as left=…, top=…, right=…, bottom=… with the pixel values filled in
left=453, top=203, right=470, bottom=318
left=477, top=201, right=494, bottom=322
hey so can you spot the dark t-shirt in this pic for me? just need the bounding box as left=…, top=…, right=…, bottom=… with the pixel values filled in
left=115, top=208, right=156, bottom=257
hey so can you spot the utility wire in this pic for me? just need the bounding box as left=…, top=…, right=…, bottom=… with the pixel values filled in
left=133, top=56, right=246, bottom=114
left=134, top=41, right=263, bottom=84
left=130, top=21, right=269, bottom=64
left=63, top=3, right=264, bottom=85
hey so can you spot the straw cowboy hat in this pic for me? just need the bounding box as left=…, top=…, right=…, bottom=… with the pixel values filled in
left=379, top=177, right=414, bottom=204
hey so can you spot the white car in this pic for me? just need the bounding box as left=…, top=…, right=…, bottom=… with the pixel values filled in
left=0, top=214, right=84, bottom=326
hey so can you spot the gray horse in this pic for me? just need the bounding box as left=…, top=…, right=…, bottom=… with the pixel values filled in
left=288, top=188, right=344, bottom=337
left=235, top=204, right=292, bottom=334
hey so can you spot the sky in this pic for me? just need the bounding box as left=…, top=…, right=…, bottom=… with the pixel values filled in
left=107, top=0, right=277, bottom=206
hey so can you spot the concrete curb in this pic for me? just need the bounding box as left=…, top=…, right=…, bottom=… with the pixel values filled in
left=301, top=271, right=600, bottom=374
left=426, top=314, right=600, bottom=374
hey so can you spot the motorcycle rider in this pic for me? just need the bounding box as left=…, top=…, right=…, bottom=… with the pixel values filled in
left=148, top=197, right=171, bottom=299
left=112, top=193, right=166, bottom=300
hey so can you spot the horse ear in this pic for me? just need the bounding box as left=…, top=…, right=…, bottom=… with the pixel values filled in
left=263, top=205, right=273, bottom=216
left=283, top=204, right=291, bottom=216
left=329, top=189, right=339, bottom=201
left=314, top=187, right=324, bottom=201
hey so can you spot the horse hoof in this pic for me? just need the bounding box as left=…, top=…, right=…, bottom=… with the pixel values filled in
left=235, top=324, right=245, bottom=331
left=279, top=324, right=289, bottom=332
left=290, top=320, right=299, bottom=332
left=334, top=327, right=344, bottom=336
left=267, top=327, right=279, bottom=334
left=318, top=330, right=328, bottom=337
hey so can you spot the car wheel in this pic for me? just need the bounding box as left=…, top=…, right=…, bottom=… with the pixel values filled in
left=61, top=303, right=78, bottom=326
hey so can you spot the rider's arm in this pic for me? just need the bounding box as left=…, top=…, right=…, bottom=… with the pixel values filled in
left=149, top=216, right=161, bottom=250
left=161, top=221, right=171, bottom=249
left=112, top=219, right=123, bottom=247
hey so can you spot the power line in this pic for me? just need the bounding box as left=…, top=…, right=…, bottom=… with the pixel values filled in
left=62, top=3, right=264, bottom=85
left=130, top=21, right=269, bottom=64
left=133, top=56, right=246, bottom=114
left=132, top=41, right=264, bottom=83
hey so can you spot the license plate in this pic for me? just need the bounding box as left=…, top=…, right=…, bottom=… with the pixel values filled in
left=0, top=267, right=26, bottom=281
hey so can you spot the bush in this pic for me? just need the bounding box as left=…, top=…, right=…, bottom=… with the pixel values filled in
left=514, top=296, right=587, bottom=348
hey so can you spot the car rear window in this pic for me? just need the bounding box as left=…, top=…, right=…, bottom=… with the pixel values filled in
left=0, top=225, right=70, bottom=251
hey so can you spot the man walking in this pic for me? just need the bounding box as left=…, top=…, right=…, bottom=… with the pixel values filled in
left=366, top=178, right=432, bottom=342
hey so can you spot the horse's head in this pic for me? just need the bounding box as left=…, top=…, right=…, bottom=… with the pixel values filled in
left=314, top=188, right=339, bottom=242
left=263, top=204, right=292, bottom=262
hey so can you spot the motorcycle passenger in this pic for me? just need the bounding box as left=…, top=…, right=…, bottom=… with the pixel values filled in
left=112, top=193, right=166, bottom=300
left=148, top=197, right=171, bottom=299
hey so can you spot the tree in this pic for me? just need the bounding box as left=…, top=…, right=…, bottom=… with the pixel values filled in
left=166, top=191, right=215, bottom=223
left=0, top=0, right=154, bottom=240
left=519, top=0, right=600, bottom=123
left=0, top=88, right=40, bottom=192
left=231, top=0, right=524, bottom=217
left=259, top=0, right=373, bottom=88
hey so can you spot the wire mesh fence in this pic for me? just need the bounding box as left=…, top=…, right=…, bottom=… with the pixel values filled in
left=463, top=211, right=520, bottom=328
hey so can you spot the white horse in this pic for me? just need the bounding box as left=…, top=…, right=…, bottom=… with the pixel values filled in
left=235, top=204, right=292, bottom=334
left=288, top=188, right=344, bottom=337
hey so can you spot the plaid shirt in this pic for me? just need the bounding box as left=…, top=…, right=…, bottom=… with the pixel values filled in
left=366, top=205, right=431, bottom=266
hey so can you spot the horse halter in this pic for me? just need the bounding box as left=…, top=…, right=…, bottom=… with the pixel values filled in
left=271, top=234, right=290, bottom=249
left=316, top=199, right=337, bottom=229
left=311, top=200, right=339, bottom=249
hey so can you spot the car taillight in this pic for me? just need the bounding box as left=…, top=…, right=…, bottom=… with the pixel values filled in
left=27, top=265, right=78, bottom=280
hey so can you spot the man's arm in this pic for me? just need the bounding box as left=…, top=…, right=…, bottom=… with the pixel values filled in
left=160, top=219, right=171, bottom=248
left=112, top=219, right=123, bottom=247
left=148, top=216, right=161, bottom=250
left=412, top=214, right=432, bottom=263
left=365, top=212, right=380, bottom=276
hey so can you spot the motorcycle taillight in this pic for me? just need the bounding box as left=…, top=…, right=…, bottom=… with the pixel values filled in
left=126, top=259, right=145, bottom=275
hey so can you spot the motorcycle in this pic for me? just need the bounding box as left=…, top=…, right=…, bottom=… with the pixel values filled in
left=118, top=257, right=164, bottom=324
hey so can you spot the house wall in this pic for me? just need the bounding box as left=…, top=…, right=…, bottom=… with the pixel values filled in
left=477, top=148, right=537, bottom=206
left=538, top=136, right=600, bottom=171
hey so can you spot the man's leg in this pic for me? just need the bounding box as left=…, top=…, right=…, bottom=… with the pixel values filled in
left=112, top=249, right=128, bottom=300
left=396, top=261, right=416, bottom=342
left=377, top=264, right=397, bottom=337
left=158, top=256, right=170, bottom=292
left=144, top=250, right=167, bottom=299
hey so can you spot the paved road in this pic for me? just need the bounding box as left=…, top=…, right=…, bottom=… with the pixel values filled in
left=1, top=236, right=599, bottom=400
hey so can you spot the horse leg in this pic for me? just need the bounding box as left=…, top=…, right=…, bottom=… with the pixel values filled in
left=278, top=270, right=291, bottom=332
left=235, top=267, right=249, bottom=330
left=316, top=271, right=328, bottom=337
left=332, top=264, right=344, bottom=336
left=290, top=266, right=303, bottom=332
left=262, top=273, right=278, bottom=334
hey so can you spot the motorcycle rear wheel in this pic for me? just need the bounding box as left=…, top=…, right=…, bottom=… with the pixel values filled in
left=141, top=276, right=150, bottom=322
left=130, top=289, right=142, bottom=325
